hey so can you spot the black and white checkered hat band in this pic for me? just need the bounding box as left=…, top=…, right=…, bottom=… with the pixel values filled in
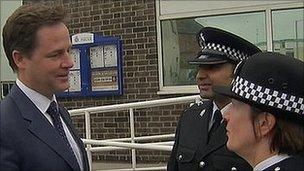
left=232, top=76, right=304, bottom=115
left=202, top=43, right=249, bottom=61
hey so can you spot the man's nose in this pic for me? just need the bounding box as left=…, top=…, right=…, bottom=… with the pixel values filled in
left=62, top=52, right=74, bottom=68
left=196, top=71, right=209, bottom=82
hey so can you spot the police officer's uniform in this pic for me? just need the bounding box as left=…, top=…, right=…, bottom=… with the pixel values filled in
left=167, top=27, right=261, bottom=171
left=214, top=52, right=304, bottom=171
left=254, top=155, right=304, bottom=171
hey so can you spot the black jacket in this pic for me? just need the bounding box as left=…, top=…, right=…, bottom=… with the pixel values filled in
left=167, top=100, right=251, bottom=171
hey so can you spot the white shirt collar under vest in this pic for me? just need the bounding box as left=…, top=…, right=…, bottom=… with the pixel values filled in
left=254, top=154, right=290, bottom=171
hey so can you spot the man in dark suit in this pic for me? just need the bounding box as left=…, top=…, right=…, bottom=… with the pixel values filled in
left=1, top=4, right=89, bottom=171
left=167, top=27, right=261, bottom=171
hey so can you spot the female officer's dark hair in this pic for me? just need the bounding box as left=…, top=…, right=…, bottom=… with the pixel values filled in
left=250, top=106, right=304, bottom=155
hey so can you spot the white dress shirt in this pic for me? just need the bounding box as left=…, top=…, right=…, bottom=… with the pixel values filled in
left=208, top=101, right=226, bottom=131
left=16, top=79, right=84, bottom=171
left=254, top=154, right=290, bottom=171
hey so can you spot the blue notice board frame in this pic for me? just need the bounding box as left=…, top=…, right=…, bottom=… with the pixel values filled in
left=57, top=33, right=123, bottom=98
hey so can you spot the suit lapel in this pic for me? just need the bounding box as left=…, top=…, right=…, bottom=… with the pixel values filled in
left=196, top=103, right=213, bottom=149
left=28, top=117, right=81, bottom=171
left=198, top=123, right=227, bottom=160
left=10, top=85, right=80, bottom=171
left=60, top=107, right=89, bottom=170
left=59, top=107, right=82, bottom=145
left=178, top=101, right=212, bottom=151
left=192, top=101, right=214, bottom=159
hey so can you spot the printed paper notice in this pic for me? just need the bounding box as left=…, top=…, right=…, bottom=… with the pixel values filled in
left=90, top=46, right=104, bottom=68
left=103, top=45, right=117, bottom=67
left=68, top=70, right=81, bottom=92
left=70, top=49, right=80, bottom=70
left=91, top=70, right=118, bottom=91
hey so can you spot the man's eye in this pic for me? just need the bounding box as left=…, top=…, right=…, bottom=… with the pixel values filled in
left=51, top=54, right=59, bottom=57
left=48, top=53, right=61, bottom=58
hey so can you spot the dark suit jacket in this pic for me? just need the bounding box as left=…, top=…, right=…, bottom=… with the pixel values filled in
left=167, top=100, right=251, bottom=171
left=0, top=85, right=89, bottom=171
left=263, top=155, right=304, bottom=171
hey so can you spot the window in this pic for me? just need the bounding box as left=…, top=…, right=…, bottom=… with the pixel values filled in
left=157, top=1, right=303, bottom=94
left=1, top=82, right=15, bottom=99
left=161, top=12, right=266, bottom=86
left=272, top=8, right=304, bottom=61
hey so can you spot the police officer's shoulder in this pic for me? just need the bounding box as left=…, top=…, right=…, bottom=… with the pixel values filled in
left=178, top=99, right=211, bottom=120
left=263, top=155, right=304, bottom=171
left=187, top=99, right=210, bottom=110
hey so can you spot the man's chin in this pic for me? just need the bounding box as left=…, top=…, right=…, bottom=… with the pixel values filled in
left=200, top=91, right=213, bottom=99
left=55, top=84, right=70, bottom=93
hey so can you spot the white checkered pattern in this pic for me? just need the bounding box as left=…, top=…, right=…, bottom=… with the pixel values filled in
left=202, top=43, right=250, bottom=61
left=231, top=76, right=304, bottom=115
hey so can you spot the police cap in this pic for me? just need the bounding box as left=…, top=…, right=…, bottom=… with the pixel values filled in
left=214, top=52, right=304, bottom=122
left=188, top=27, right=261, bottom=65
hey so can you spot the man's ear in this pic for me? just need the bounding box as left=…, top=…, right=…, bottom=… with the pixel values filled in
left=12, top=50, right=27, bottom=70
left=257, top=112, right=276, bottom=137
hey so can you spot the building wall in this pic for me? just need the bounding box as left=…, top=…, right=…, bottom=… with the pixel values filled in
left=23, top=0, right=187, bottom=163
left=0, top=0, right=22, bottom=98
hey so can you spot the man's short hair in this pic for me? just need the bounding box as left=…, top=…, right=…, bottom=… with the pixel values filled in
left=2, top=4, right=67, bottom=72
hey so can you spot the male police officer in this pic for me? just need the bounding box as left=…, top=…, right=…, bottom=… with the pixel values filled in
left=167, top=27, right=261, bottom=171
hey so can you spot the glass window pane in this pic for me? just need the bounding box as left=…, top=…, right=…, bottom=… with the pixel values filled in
left=161, top=12, right=266, bottom=86
left=272, top=8, right=304, bottom=61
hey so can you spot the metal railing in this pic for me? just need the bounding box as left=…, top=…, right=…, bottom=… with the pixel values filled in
left=69, top=95, right=201, bottom=171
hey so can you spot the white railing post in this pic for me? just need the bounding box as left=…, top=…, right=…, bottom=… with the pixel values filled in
left=69, top=95, right=201, bottom=171
left=85, top=111, right=92, bottom=171
left=129, top=108, right=136, bottom=170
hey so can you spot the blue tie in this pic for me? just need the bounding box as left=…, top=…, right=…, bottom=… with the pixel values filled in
left=47, top=101, right=78, bottom=161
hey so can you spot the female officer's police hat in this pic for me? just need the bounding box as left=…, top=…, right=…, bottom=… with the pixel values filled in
left=188, top=27, right=261, bottom=65
left=214, top=52, right=304, bottom=122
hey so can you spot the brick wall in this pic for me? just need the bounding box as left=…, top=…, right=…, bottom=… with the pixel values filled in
left=24, top=0, right=192, bottom=164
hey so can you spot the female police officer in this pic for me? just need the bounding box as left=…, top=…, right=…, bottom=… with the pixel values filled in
left=214, top=52, right=304, bottom=170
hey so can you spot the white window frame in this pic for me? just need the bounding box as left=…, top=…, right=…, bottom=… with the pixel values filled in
left=155, top=0, right=303, bottom=95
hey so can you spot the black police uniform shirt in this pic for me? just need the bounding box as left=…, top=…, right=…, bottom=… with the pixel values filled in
left=167, top=100, right=252, bottom=171
left=254, top=154, right=304, bottom=171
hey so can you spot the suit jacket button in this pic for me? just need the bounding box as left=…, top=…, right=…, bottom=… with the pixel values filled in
left=199, top=161, right=205, bottom=168
left=178, top=154, right=183, bottom=161
left=231, top=167, right=237, bottom=171
left=274, top=167, right=281, bottom=171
